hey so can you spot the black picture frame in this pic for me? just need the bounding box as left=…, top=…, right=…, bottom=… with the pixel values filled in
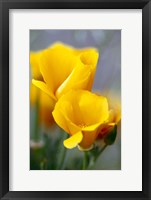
left=0, top=0, right=151, bottom=199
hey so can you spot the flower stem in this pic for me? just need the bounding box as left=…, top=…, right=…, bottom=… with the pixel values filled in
left=94, top=144, right=108, bottom=162
left=57, top=131, right=68, bottom=170
left=88, top=144, right=108, bottom=169
left=82, top=151, right=89, bottom=170
left=58, top=146, right=67, bottom=170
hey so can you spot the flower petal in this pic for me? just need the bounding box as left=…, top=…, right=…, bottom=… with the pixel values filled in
left=63, top=131, right=83, bottom=149
left=32, top=79, right=57, bottom=101
left=39, top=43, right=79, bottom=95
left=55, top=49, right=99, bottom=99
left=55, top=64, right=91, bottom=98
left=80, top=50, right=99, bottom=66
left=52, top=101, right=80, bottom=135
left=106, top=95, right=121, bottom=123
left=82, top=122, right=102, bottom=131
left=80, top=50, right=99, bottom=90
left=30, top=51, right=42, bottom=80
left=73, top=90, right=109, bottom=126
left=30, top=83, right=39, bottom=105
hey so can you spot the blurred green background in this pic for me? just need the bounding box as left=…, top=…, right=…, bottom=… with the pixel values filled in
left=30, top=30, right=121, bottom=170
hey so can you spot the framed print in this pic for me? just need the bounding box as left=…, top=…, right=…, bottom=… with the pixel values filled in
left=0, top=0, right=151, bottom=199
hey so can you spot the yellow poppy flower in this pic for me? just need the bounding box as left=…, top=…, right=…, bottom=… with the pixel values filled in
left=30, top=84, right=55, bottom=127
left=32, top=42, right=99, bottom=101
left=52, top=90, right=109, bottom=150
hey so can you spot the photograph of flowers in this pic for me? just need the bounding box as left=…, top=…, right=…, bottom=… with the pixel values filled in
left=30, top=30, right=121, bottom=170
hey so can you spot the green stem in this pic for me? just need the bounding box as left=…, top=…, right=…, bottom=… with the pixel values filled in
left=88, top=144, right=108, bottom=169
left=58, top=146, right=67, bottom=170
left=82, top=151, right=89, bottom=170
left=94, top=144, right=108, bottom=162
left=57, top=132, right=68, bottom=170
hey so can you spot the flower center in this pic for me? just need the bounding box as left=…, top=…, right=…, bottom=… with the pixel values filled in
left=78, top=123, right=87, bottom=128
